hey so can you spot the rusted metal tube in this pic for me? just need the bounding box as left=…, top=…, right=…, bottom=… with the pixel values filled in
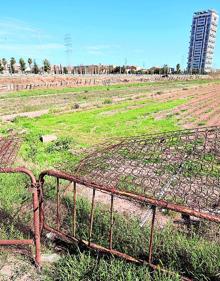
left=0, top=167, right=41, bottom=267
left=88, top=188, right=96, bottom=246
left=40, top=172, right=194, bottom=280
left=31, top=181, right=41, bottom=267
left=0, top=167, right=36, bottom=183
left=148, top=206, right=156, bottom=264
left=72, top=182, right=77, bottom=237
left=44, top=223, right=140, bottom=263
left=44, top=223, right=78, bottom=243
left=38, top=170, right=220, bottom=224
left=56, top=178, right=60, bottom=231
left=44, top=223, right=191, bottom=281
left=109, top=194, right=114, bottom=250
left=38, top=180, right=45, bottom=233
left=0, top=240, right=33, bottom=245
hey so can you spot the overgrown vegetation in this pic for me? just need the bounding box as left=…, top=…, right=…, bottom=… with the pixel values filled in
left=44, top=251, right=181, bottom=281
left=1, top=79, right=220, bottom=280
left=1, top=78, right=219, bottom=100
left=42, top=196, right=220, bottom=281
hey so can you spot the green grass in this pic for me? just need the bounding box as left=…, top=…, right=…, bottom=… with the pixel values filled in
left=42, top=196, right=220, bottom=281
left=1, top=79, right=220, bottom=280
left=0, top=173, right=31, bottom=211
left=16, top=98, right=185, bottom=144
left=1, top=78, right=219, bottom=100
left=1, top=97, right=186, bottom=169
left=44, top=251, right=181, bottom=281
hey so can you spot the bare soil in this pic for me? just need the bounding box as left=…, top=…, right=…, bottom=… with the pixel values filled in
left=153, top=83, right=220, bottom=128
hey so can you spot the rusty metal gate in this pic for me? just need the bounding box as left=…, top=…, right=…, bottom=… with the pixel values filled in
left=0, top=136, right=41, bottom=266
left=38, top=126, right=220, bottom=280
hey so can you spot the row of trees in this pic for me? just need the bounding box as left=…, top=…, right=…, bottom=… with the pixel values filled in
left=0, top=58, right=182, bottom=75
left=111, top=64, right=182, bottom=75
left=146, top=64, right=181, bottom=75
left=0, top=57, right=51, bottom=74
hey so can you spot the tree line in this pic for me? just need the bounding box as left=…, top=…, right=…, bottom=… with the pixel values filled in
left=107, top=64, right=182, bottom=75
left=0, top=58, right=183, bottom=75
left=0, top=57, right=52, bottom=74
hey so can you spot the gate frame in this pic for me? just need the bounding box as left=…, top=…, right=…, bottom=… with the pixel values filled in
left=38, top=169, right=220, bottom=280
left=0, top=167, right=41, bottom=266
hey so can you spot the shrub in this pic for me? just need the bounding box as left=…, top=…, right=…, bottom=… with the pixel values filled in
left=46, top=137, right=72, bottom=153
left=72, top=103, right=80, bottom=109
left=103, top=99, right=112, bottom=104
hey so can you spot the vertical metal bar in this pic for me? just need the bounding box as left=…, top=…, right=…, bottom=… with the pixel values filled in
left=38, top=182, right=44, bottom=232
left=72, top=182, right=77, bottom=237
left=88, top=188, right=96, bottom=246
left=109, top=194, right=114, bottom=250
left=33, top=187, right=41, bottom=266
left=56, top=178, right=60, bottom=231
left=148, top=205, right=156, bottom=264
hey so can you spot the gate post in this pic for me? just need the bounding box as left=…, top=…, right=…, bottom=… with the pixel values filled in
left=0, top=167, right=41, bottom=267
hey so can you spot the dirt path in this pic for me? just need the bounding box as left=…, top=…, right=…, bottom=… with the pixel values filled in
left=1, top=109, right=49, bottom=121
left=0, top=254, right=40, bottom=281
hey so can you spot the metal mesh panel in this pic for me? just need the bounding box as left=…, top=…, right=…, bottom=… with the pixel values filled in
left=75, top=127, right=220, bottom=216
left=0, top=136, right=21, bottom=167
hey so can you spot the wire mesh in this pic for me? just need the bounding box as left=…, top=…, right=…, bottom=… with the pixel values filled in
left=0, top=136, right=21, bottom=167
left=75, top=126, right=220, bottom=216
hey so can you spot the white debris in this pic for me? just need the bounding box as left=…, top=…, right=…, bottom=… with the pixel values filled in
left=40, top=135, right=57, bottom=143
left=41, top=253, right=61, bottom=264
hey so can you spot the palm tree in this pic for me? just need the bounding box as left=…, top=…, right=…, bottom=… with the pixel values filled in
left=176, top=64, right=181, bottom=74
left=33, top=60, right=39, bottom=74
left=0, top=60, right=4, bottom=74
left=19, top=58, right=26, bottom=73
left=2, top=58, right=7, bottom=71
left=28, top=58, right=32, bottom=70
left=43, top=59, right=51, bottom=73
left=10, top=57, right=16, bottom=74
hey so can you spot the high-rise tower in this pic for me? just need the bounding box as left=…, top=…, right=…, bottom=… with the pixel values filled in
left=187, top=10, right=218, bottom=73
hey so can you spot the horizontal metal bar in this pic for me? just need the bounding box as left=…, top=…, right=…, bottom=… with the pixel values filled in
left=0, top=167, right=37, bottom=185
left=43, top=223, right=191, bottom=281
left=44, top=223, right=78, bottom=243
left=39, top=170, right=220, bottom=223
left=44, top=223, right=144, bottom=263
left=0, top=239, right=33, bottom=245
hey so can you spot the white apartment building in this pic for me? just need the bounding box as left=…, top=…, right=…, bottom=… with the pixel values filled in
left=187, top=10, right=219, bottom=73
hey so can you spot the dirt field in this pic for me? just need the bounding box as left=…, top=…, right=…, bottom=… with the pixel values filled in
left=153, top=83, right=220, bottom=128
left=0, top=74, right=210, bottom=93
left=1, top=79, right=220, bottom=128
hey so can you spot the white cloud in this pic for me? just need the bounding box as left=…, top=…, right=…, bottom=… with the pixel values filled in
left=0, top=18, right=64, bottom=59
left=0, top=43, right=64, bottom=60
left=0, top=18, right=39, bottom=32
left=0, top=17, right=49, bottom=41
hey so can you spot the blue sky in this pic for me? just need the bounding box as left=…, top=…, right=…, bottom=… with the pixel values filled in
left=0, top=0, right=220, bottom=68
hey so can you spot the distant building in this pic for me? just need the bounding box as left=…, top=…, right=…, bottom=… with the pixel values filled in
left=72, top=64, right=116, bottom=75
left=187, top=10, right=219, bottom=73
